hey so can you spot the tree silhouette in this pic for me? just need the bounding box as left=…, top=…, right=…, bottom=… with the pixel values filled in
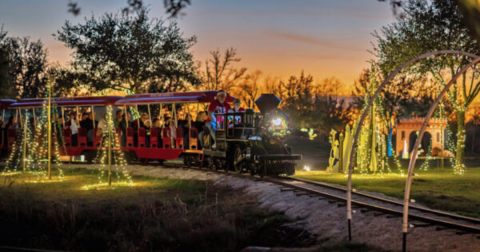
left=56, top=8, right=199, bottom=94
left=202, top=48, right=247, bottom=92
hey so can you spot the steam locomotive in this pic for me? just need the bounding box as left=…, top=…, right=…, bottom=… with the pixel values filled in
left=197, top=94, right=302, bottom=176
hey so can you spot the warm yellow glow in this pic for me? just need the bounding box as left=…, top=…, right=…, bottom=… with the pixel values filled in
left=1, top=171, right=23, bottom=176
left=82, top=181, right=135, bottom=190
left=23, top=179, right=63, bottom=184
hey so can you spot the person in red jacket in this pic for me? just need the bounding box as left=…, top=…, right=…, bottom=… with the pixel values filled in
left=204, top=90, right=231, bottom=149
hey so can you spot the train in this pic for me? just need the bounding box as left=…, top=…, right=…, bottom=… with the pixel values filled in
left=0, top=91, right=301, bottom=176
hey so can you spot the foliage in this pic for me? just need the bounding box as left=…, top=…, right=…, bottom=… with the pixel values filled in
left=67, top=0, right=192, bottom=18
left=55, top=8, right=199, bottom=94
left=0, top=26, right=10, bottom=98
left=372, top=0, right=480, bottom=170
left=0, top=168, right=316, bottom=252
left=235, top=70, right=261, bottom=109
left=279, top=72, right=352, bottom=133
left=201, top=48, right=247, bottom=92
left=2, top=36, right=49, bottom=98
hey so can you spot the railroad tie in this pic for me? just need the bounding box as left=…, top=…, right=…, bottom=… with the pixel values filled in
left=295, top=192, right=310, bottom=196
left=411, top=223, right=434, bottom=228
left=436, top=226, right=451, bottom=231
left=280, top=188, right=295, bottom=192
left=386, top=215, right=400, bottom=219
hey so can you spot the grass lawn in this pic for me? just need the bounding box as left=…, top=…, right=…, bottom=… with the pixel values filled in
left=293, top=168, right=480, bottom=218
left=0, top=168, right=321, bottom=252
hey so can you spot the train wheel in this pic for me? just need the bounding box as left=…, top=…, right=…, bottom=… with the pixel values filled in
left=207, top=156, right=215, bottom=170
left=140, top=158, right=149, bottom=165
left=234, top=147, right=243, bottom=174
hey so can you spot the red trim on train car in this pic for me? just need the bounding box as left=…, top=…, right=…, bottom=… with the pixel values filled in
left=125, top=148, right=184, bottom=160
left=115, top=91, right=235, bottom=105
left=9, top=96, right=123, bottom=108
left=0, top=99, right=16, bottom=109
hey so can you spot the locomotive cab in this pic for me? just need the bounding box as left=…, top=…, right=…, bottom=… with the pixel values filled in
left=203, top=94, right=301, bottom=176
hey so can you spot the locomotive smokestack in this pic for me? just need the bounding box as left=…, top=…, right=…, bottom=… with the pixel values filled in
left=255, top=94, right=281, bottom=114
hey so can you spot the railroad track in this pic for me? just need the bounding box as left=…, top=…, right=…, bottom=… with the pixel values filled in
left=174, top=164, right=480, bottom=237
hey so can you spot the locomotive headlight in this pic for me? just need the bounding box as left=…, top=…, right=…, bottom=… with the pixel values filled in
left=272, top=118, right=283, bottom=126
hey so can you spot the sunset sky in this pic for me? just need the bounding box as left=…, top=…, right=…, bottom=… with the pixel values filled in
left=0, top=0, right=395, bottom=87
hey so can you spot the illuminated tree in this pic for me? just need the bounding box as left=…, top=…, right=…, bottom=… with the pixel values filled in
left=372, top=0, right=480, bottom=170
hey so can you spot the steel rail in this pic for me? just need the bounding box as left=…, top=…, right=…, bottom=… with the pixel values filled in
left=280, top=176, right=480, bottom=225
left=173, top=164, right=480, bottom=235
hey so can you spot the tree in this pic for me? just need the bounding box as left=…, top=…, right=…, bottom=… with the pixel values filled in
left=352, top=67, right=419, bottom=156
left=264, top=76, right=286, bottom=101
left=0, top=26, right=11, bottom=98
left=372, top=0, right=480, bottom=170
left=6, top=36, right=49, bottom=98
left=55, top=8, right=199, bottom=94
left=236, top=70, right=261, bottom=109
left=202, top=48, right=247, bottom=92
left=67, top=0, right=191, bottom=18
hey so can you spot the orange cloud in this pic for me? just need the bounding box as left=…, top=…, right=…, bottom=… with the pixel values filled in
left=262, top=31, right=365, bottom=51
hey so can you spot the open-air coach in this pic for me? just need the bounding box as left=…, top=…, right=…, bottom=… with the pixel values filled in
left=0, top=99, right=18, bottom=156
left=7, top=96, right=123, bottom=160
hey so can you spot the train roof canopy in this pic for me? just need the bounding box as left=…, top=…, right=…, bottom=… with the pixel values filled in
left=9, top=96, right=123, bottom=108
left=0, top=99, right=16, bottom=110
left=115, top=91, right=235, bottom=105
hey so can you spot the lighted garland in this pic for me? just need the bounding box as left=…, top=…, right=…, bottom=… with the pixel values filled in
left=25, top=93, right=64, bottom=182
left=352, top=63, right=403, bottom=176
left=3, top=112, right=27, bottom=174
left=85, top=105, right=133, bottom=190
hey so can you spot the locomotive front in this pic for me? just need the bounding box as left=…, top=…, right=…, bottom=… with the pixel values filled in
left=243, top=94, right=302, bottom=176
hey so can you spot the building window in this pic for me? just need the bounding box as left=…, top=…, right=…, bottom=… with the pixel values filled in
left=402, top=131, right=405, bottom=140
left=437, top=132, right=440, bottom=143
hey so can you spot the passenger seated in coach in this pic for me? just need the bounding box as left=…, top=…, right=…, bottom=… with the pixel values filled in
left=152, top=117, right=163, bottom=147
left=65, top=112, right=78, bottom=146
left=118, top=112, right=131, bottom=147
left=153, top=117, right=162, bottom=128
left=182, top=118, right=193, bottom=149
left=168, top=120, right=176, bottom=148
left=195, top=112, right=207, bottom=149
left=80, top=112, right=94, bottom=145
left=144, top=119, right=152, bottom=147
left=164, top=117, right=172, bottom=128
